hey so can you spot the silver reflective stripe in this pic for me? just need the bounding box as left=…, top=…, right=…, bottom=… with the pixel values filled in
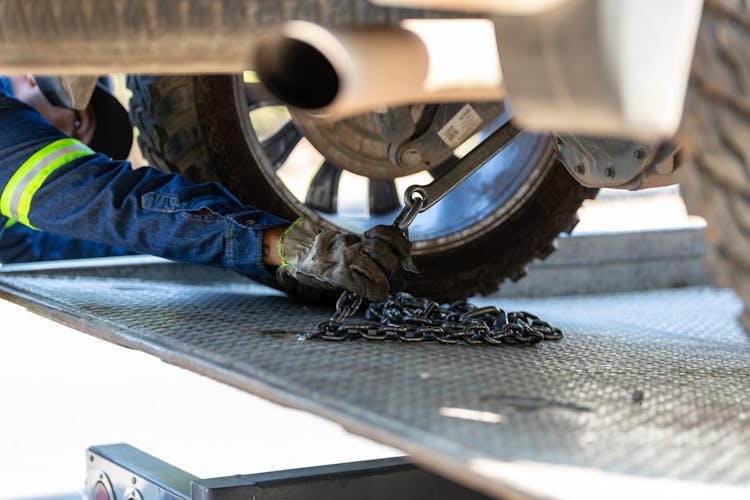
left=7, top=143, right=83, bottom=221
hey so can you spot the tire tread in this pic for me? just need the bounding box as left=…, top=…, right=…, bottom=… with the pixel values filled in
left=681, top=0, right=750, bottom=328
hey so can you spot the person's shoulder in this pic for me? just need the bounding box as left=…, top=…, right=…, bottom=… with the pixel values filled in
left=0, top=77, right=34, bottom=112
left=0, top=77, right=68, bottom=146
left=0, top=76, right=23, bottom=109
left=0, top=76, right=13, bottom=98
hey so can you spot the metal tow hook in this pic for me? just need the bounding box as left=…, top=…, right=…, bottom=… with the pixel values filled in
left=393, top=192, right=425, bottom=233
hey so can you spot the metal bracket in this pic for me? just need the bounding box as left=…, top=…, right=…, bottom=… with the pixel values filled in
left=86, top=444, right=490, bottom=500
left=556, top=135, right=679, bottom=189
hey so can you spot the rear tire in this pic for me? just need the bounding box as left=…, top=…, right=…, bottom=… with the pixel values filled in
left=680, top=0, right=750, bottom=331
left=128, top=74, right=597, bottom=300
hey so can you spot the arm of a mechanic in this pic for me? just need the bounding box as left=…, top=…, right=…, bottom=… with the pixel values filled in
left=0, top=91, right=289, bottom=279
left=0, top=222, right=133, bottom=263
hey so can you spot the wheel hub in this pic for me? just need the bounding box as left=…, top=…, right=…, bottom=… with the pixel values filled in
left=292, top=102, right=505, bottom=179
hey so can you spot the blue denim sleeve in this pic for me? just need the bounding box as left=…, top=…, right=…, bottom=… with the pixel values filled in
left=0, top=223, right=133, bottom=263
left=0, top=90, right=290, bottom=278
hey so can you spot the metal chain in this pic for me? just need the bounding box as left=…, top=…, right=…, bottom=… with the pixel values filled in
left=302, top=290, right=563, bottom=346
left=303, top=139, right=563, bottom=346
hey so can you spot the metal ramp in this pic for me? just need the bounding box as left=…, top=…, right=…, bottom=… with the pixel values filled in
left=1, top=256, right=748, bottom=498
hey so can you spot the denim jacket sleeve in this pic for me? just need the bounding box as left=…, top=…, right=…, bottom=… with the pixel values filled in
left=0, top=89, right=290, bottom=278
left=0, top=222, right=133, bottom=263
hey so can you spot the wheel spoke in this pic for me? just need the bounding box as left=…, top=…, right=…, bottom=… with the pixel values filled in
left=261, top=121, right=303, bottom=170
left=244, top=81, right=282, bottom=110
left=305, top=161, right=343, bottom=214
left=428, top=155, right=459, bottom=180
left=368, top=178, right=401, bottom=215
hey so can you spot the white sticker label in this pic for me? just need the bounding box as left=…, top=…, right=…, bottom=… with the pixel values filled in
left=437, top=104, right=483, bottom=149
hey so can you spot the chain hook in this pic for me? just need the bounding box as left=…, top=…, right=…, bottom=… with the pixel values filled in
left=393, top=188, right=426, bottom=233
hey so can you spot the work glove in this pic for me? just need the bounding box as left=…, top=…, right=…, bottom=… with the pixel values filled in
left=277, top=217, right=415, bottom=302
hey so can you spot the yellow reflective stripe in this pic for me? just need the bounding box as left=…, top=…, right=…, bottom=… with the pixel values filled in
left=16, top=146, right=93, bottom=229
left=0, top=138, right=93, bottom=229
left=0, top=139, right=78, bottom=218
left=4, top=218, right=16, bottom=229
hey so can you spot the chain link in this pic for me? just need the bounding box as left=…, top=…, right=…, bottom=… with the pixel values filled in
left=301, top=290, right=563, bottom=346
left=303, top=164, right=562, bottom=346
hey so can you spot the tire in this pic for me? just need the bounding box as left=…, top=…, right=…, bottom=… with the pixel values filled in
left=680, top=0, right=750, bottom=331
left=128, top=74, right=597, bottom=301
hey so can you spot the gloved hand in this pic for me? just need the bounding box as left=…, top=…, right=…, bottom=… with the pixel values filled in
left=276, top=217, right=415, bottom=302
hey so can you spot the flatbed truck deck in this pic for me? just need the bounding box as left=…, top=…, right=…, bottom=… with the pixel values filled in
left=0, top=255, right=748, bottom=499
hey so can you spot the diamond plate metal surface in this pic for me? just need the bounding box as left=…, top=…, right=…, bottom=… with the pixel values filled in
left=0, top=262, right=748, bottom=498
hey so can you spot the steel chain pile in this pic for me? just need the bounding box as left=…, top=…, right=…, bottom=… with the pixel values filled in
left=302, top=290, right=563, bottom=345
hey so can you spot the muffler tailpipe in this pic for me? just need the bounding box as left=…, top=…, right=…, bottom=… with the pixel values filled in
left=253, top=19, right=505, bottom=118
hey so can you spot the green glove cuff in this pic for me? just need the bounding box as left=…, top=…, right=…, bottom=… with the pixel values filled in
left=277, top=216, right=305, bottom=268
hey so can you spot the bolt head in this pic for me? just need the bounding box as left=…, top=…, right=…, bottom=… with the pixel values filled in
left=604, top=166, right=616, bottom=178
left=399, top=149, right=422, bottom=168
left=574, top=163, right=585, bottom=175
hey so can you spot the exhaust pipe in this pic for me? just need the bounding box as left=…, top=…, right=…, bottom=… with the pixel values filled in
left=253, top=19, right=505, bottom=119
